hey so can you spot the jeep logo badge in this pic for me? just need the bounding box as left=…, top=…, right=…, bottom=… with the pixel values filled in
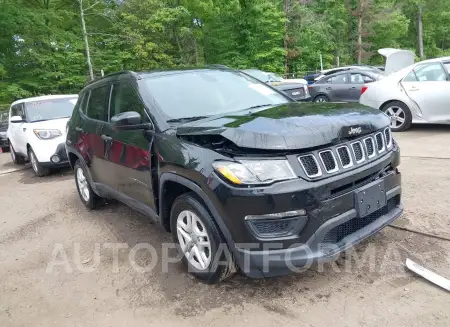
left=348, top=127, right=362, bottom=135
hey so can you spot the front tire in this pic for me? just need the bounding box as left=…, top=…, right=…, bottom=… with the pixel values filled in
left=10, top=143, right=25, bottom=164
left=28, top=147, right=50, bottom=177
left=74, top=160, right=101, bottom=210
left=382, top=101, right=412, bottom=132
left=170, top=193, right=236, bottom=284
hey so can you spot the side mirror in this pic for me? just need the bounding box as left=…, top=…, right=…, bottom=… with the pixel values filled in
left=10, top=116, right=24, bottom=123
left=111, top=111, right=152, bottom=131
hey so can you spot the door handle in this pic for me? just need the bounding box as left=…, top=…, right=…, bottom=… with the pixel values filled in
left=325, top=87, right=332, bottom=90
left=75, top=127, right=84, bottom=132
left=409, top=87, right=419, bottom=91
left=101, top=134, right=112, bottom=142
left=350, top=87, right=357, bottom=89
left=22, top=128, right=26, bottom=132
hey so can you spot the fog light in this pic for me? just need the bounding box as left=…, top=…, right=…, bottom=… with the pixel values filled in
left=51, top=155, right=61, bottom=163
left=245, top=209, right=306, bottom=220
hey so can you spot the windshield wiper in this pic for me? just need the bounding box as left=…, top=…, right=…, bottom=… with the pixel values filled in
left=167, top=116, right=210, bottom=123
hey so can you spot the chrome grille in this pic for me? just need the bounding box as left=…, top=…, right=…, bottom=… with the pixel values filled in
left=375, top=132, right=385, bottom=153
left=319, top=150, right=338, bottom=173
left=364, top=137, right=375, bottom=158
left=298, top=155, right=322, bottom=178
left=351, top=142, right=365, bottom=163
left=337, top=146, right=353, bottom=168
left=297, top=129, right=393, bottom=179
left=384, top=128, right=392, bottom=148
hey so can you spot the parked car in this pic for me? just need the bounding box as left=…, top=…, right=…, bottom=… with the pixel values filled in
left=360, top=57, right=450, bottom=131
left=7, top=95, right=78, bottom=176
left=314, top=65, right=383, bottom=82
left=0, top=120, right=9, bottom=152
left=309, top=69, right=384, bottom=103
left=66, top=67, right=402, bottom=283
left=242, top=69, right=310, bottom=101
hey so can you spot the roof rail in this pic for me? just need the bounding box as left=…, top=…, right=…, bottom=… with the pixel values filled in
left=85, top=71, right=139, bottom=86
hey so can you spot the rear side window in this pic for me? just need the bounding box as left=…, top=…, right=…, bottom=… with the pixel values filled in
left=410, top=63, right=447, bottom=82
left=110, top=83, right=147, bottom=121
left=328, top=74, right=348, bottom=84
left=86, top=85, right=110, bottom=121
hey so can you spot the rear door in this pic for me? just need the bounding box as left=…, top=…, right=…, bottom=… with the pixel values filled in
left=104, top=82, right=155, bottom=208
left=82, top=84, right=112, bottom=186
left=348, top=73, right=375, bottom=102
left=328, top=73, right=350, bottom=101
left=401, top=62, right=450, bottom=122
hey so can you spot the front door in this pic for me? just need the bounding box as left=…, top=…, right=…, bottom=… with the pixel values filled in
left=83, top=84, right=111, bottom=186
left=105, top=82, right=155, bottom=208
left=402, top=62, right=450, bottom=122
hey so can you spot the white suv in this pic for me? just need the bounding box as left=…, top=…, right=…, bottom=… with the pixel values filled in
left=7, top=95, right=78, bottom=176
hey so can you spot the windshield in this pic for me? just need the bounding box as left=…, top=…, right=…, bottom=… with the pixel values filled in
left=25, top=97, right=77, bottom=122
left=243, top=69, right=271, bottom=82
left=144, top=70, right=289, bottom=120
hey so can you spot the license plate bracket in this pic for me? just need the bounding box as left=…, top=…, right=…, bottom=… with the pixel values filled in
left=355, top=180, right=386, bottom=218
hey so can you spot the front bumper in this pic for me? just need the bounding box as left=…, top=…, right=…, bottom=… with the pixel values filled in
left=39, top=142, right=69, bottom=168
left=207, top=148, right=402, bottom=277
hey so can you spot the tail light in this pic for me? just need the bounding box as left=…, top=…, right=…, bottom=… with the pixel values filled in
left=361, top=85, right=368, bottom=95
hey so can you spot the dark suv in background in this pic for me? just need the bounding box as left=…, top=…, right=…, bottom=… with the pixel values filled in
left=66, top=67, right=403, bottom=283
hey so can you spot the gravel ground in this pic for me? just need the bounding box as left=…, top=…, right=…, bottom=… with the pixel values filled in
left=0, top=125, right=449, bottom=327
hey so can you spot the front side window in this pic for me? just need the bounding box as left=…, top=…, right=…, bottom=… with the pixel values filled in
left=144, top=70, right=288, bottom=121
left=110, top=83, right=146, bottom=121
left=86, top=85, right=110, bottom=121
left=11, top=104, right=24, bottom=118
left=24, top=97, right=77, bottom=122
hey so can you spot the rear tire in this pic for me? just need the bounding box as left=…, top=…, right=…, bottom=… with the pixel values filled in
left=381, top=101, right=412, bottom=132
left=170, top=193, right=237, bottom=284
left=10, top=143, right=25, bottom=165
left=314, top=95, right=329, bottom=103
left=74, top=160, right=101, bottom=210
left=29, top=147, right=50, bottom=177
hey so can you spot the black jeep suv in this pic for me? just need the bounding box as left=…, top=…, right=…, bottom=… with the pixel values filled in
left=66, top=67, right=402, bottom=283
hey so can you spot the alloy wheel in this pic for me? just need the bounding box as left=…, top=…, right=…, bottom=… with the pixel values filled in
left=176, top=210, right=212, bottom=271
left=385, top=106, right=405, bottom=129
left=315, top=97, right=327, bottom=103
left=76, top=167, right=90, bottom=202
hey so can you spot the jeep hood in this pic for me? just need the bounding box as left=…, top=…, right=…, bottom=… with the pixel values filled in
left=176, top=103, right=390, bottom=150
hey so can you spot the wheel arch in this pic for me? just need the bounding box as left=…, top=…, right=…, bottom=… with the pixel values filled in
left=379, top=99, right=409, bottom=111
left=313, top=93, right=329, bottom=101
left=159, top=173, right=235, bottom=249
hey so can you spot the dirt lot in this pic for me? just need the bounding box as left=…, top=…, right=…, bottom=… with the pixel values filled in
left=1, top=125, right=449, bottom=327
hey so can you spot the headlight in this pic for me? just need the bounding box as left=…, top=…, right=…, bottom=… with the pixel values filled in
left=33, top=129, right=62, bottom=140
left=213, top=160, right=296, bottom=185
